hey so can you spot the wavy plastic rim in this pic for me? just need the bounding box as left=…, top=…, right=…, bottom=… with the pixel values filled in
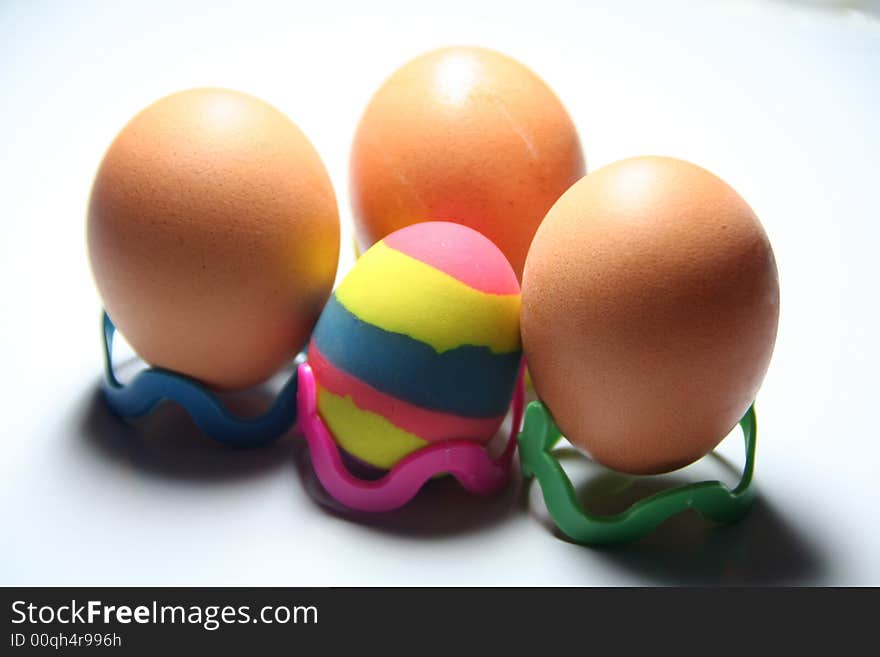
left=518, top=400, right=757, bottom=545
left=100, top=312, right=298, bottom=447
left=296, top=362, right=525, bottom=512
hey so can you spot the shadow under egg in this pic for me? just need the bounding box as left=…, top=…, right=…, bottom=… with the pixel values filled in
left=292, top=443, right=524, bottom=538
left=527, top=442, right=827, bottom=585
left=291, top=403, right=525, bottom=538
left=78, top=352, right=301, bottom=483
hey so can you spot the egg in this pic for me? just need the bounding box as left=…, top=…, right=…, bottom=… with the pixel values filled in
left=349, top=46, right=585, bottom=280
left=87, top=88, right=340, bottom=390
left=308, top=222, right=522, bottom=470
left=522, top=156, right=779, bottom=475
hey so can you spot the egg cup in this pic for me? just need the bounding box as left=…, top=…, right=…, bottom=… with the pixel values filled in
left=518, top=400, right=757, bottom=545
left=295, top=362, right=525, bottom=512
left=100, top=312, right=299, bottom=447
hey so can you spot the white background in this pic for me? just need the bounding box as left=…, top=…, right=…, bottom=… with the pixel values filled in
left=1, top=0, right=879, bottom=585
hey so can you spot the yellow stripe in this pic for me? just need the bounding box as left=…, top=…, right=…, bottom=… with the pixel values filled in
left=336, top=241, right=521, bottom=354
left=317, top=386, right=429, bottom=469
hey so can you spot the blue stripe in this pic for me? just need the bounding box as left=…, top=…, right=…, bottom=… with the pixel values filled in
left=310, top=295, right=521, bottom=418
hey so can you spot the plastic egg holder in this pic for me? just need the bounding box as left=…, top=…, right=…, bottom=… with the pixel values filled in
left=517, top=398, right=757, bottom=545
left=101, top=312, right=525, bottom=510
left=296, top=362, right=525, bottom=512
left=101, top=312, right=299, bottom=447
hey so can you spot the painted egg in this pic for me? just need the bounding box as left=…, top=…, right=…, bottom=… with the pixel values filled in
left=522, top=156, right=780, bottom=475
left=308, top=222, right=522, bottom=469
left=350, top=46, right=585, bottom=280
left=88, top=88, right=340, bottom=390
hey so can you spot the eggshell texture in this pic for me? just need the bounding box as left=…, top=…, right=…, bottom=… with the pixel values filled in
left=308, top=222, right=522, bottom=469
left=88, top=88, right=340, bottom=390
left=350, top=46, right=585, bottom=280
left=522, top=157, right=779, bottom=475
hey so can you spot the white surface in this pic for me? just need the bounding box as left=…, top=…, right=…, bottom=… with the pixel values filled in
left=2, top=0, right=879, bottom=585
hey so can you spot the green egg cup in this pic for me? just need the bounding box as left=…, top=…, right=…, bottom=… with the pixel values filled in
left=518, top=401, right=757, bottom=545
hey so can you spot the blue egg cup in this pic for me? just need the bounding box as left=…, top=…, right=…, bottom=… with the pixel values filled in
left=100, top=312, right=299, bottom=447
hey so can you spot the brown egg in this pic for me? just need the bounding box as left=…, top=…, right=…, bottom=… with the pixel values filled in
left=350, top=46, right=585, bottom=279
left=88, top=88, right=340, bottom=390
left=522, top=156, right=779, bottom=474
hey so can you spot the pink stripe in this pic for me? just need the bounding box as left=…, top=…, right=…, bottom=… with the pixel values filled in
left=383, top=221, right=520, bottom=295
left=308, top=342, right=505, bottom=444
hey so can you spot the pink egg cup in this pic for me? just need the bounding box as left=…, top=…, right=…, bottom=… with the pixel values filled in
left=295, top=362, right=525, bottom=512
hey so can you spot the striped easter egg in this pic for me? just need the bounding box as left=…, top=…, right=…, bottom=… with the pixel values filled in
left=308, top=221, right=522, bottom=470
